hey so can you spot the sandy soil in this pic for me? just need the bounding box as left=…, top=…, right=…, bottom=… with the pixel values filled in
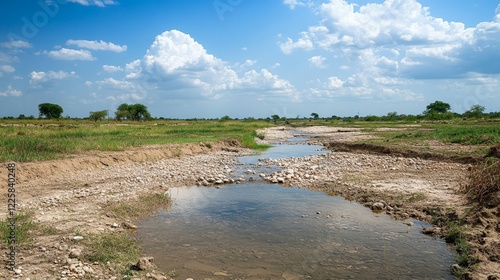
left=0, top=126, right=498, bottom=279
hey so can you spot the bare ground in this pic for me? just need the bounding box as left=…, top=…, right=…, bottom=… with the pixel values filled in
left=0, top=126, right=498, bottom=279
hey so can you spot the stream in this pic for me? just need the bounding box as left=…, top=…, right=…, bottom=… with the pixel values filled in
left=136, top=142, right=455, bottom=279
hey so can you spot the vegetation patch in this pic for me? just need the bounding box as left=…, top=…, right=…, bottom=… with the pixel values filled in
left=104, top=192, right=171, bottom=220
left=460, top=156, right=500, bottom=203
left=0, top=211, right=60, bottom=247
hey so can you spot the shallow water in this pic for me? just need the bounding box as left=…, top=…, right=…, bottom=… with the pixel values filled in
left=136, top=144, right=455, bottom=279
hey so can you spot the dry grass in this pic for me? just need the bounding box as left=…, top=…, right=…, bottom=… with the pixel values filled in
left=460, top=156, right=500, bottom=202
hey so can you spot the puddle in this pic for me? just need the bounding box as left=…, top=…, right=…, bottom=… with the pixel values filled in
left=136, top=144, right=455, bottom=279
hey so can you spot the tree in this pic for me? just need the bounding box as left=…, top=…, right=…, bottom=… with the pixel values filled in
left=115, top=103, right=151, bottom=121
left=271, top=114, right=280, bottom=123
left=89, top=110, right=109, bottom=122
left=220, top=115, right=231, bottom=122
left=424, top=101, right=451, bottom=115
left=464, top=104, right=485, bottom=118
left=311, top=112, right=319, bottom=119
left=38, top=103, right=63, bottom=119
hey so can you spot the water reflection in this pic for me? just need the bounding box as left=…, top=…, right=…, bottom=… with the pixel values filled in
left=137, top=184, right=454, bottom=279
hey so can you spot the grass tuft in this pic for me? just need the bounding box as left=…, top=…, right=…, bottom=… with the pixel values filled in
left=82, top=231, right=140, bottom=264
left=460, top=156, right=500, bottom=202
left=105, top=192, right=171, bottom=220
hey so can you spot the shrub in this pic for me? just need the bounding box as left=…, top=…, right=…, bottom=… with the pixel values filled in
left=460, top=156, right=500, bottom=202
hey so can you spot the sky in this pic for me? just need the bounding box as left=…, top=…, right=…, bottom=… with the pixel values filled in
left=1, top=0, right=500, bottom=119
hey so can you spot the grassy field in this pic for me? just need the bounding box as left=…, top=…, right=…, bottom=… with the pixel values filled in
left=288, top=118, right=500, bottom=156
left=0, top=119, right=271, bottom=162
left=2, top=117, right=499, bottom=162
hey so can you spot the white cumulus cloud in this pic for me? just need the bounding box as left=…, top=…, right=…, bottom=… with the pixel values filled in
left=1, top=40, right=32, bottom=49
left=309, top=55, right=327, bottom=68
left=29, top=70, right=77, bottom=87
left=123, top=30, right=298, bottom=99
left=102, top=65, right=123, bottom=73
left=66, top=0, right=118, bottom=7
left=45, top=48, right=95, bottom=61
left=67, top=39, right=127, bottom=52
left=0, top=85, right=22, bottom=97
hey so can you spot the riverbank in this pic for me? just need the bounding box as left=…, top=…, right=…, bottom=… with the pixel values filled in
left=0, top=126, right=498, bottom=279
left=258, top=126, right=499, bottom=280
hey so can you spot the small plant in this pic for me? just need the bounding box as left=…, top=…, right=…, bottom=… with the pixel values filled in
left=460, top=156, right=500, bottom=202
left=82, top=231, right=140, bottom=263
left=0, top=211, right=36, bottom=246
left=105, top=193, right=170, bottom=220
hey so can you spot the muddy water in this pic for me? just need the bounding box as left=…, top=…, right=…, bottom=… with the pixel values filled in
left=136, top=144, right=455, bottom=279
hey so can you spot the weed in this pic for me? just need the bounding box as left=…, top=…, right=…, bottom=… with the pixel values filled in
left=460, top=157, right=500, bottom=202
left=0, top=211, right=36, bottom=246
left=82, top=231, right=140, bottom=264
left=105, top=192, right=170, bottom=220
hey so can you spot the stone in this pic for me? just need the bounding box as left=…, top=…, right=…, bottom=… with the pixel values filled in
left=132, top=256, right=155, bottom=271
left=72, top=236, right=84, bottom=241
left=123, top=221, right=137, bottom=229
left=69, top=248, right=82, bottom=259
left=371, top=202, right=385, bottom=211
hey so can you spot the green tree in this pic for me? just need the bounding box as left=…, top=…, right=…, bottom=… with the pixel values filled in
left=220, top=115, right=231, bottom=122
left=310, top=112, right=319, bottom=119
left=464, top=104, right=485, bottom=118
left=89, top=110, right=109, bottom=122
left=115, top=103, right=151, bottom=121
left=424, top=101, right=451, bottom=115
left=38, top=103, right=63, bottom=119
left=129, top=104, right=151, bottom=121
left=271, top=114, right=280, bottom=123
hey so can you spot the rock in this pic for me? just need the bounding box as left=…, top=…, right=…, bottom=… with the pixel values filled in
left=421, top=226, right=441, bottom=235
left=123, top=221, right=137, bottom=229
left=111, top=223, right=119, bottom=228
left=404, top=222, right=414, bottom=227
left=72, top=236, right=84, bottom=241
left=132, top=256, right=156, bottom=271
left=277, top=177, right=285, bottom=183
left=371, top=202, right=385, bottom=211
left=215, top=179, right=223, bottom=184
left=69, top=248, right=82, bottom=258
left=450, top=264, right=462, bottom=275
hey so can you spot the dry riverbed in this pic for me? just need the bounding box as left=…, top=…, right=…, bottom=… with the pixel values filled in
left=0, top=126, right=499, bottom=279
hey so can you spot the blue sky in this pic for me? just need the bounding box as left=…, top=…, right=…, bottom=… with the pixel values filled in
left=1, top=0, right=500, bottom=119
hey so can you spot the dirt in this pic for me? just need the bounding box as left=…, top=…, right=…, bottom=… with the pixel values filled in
left=0, top=126, right=499, bottom=279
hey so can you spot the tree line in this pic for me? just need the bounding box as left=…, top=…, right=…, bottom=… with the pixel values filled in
left=2, top=100, right=499, bottom=121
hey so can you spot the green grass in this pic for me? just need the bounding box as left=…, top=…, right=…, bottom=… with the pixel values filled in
left=82, top=231, right=141, bottom=264
left=0, top=119, right=272, bottom=162
left=105, top=192, right=171, bottom=220
left=0, top=211, right=59, bottom=247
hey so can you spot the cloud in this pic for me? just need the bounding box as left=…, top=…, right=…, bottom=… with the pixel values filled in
left=66, top=0, right=118, bottom=7
left=327, top=76, right=343, bottom=88
left=1, top=40, right=32, bottom=49
left=0, top=85, right=22, bottom=97
left=97, top=77, right=136, bottom=90
left=45, top=48, right=95, bottom=60
left=283, top=0, right=305, bottom=9
left=123, top=30, right=298, bottom=100
left=279, top=35, right=313, bottom=54
left=282, top=0, right=500, bottom=97
left=0, top=65, right=15, bottom=77
left=29, top=70, right=77, bottom=87
left=67, top=39, right=127, bottom=52
left=309, top=55, right=327, bottom=68
left=102, top=64, right=123, bottom=72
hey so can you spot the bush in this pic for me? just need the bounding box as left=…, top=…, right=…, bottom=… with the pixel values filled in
left=460, top=156, right=500, bottom=202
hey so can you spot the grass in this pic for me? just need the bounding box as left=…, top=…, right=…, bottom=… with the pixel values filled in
left=0, top=211, right=60, bottom=247
left=0, top=119, right=272, bottom=162
left=104, top=192, right=171, bottom=220
left=82, top=231, right=141, bottom=264
left=460, top=156, right=500, bottom=202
